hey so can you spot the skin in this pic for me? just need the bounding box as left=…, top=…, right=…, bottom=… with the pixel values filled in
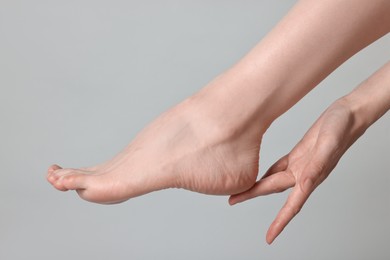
left=229, top=61, right=390, bottom=244
left=47, top=0, right=390, bottom=242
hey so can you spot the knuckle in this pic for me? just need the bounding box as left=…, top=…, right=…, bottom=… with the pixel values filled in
left=268, top=178, right=284, bottom=193
left=273, top=185, right=286, bottom=193
left=286, top=204, right=302, bottom=216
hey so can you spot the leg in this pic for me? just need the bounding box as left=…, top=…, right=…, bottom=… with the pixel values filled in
left=47, top=0, right=390, bottom=204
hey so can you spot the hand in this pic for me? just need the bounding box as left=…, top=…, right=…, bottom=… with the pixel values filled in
left=229, top=100, right=365, bottom=244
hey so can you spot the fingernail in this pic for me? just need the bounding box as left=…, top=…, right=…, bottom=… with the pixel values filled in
left=228, top=198, right=236, bottom=206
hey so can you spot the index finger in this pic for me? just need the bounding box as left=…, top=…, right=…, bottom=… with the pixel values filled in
left=266, top=185, right=312, bottom=244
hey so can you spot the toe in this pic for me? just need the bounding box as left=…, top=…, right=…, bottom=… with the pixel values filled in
left=53, top=179, right=69, bottom=191
left=47, top=165, right=62, bottom=184
left=61, top=173, right=88, bottom=190
left=48, top=167, right=89, bottom=191
left=48, top=164, right=62, bottom=173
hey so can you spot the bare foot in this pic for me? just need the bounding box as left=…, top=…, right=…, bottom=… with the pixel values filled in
left=47, top=74, right=267, bottom=204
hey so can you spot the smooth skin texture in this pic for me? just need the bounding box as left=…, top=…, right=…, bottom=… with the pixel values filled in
left=47, top=0, right=390, bottom=241
left=230, top=61, right=390, bottom=244
left=47, top=92, right=263, bottom=203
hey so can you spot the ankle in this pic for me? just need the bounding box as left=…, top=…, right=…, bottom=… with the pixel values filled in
left=196, top=71, right=276, bottom=133
left=182, top=83, right=267, bottom=145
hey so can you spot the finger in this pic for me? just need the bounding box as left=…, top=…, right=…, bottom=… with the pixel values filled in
left=229, top=170, right=295, bottom=205
left=261, top=155, right=289, bottom=180
left=266, top=185, right=311, bottom=244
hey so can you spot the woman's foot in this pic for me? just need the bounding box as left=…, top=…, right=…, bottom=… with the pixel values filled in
left=47, top=73, right=267, bottom=204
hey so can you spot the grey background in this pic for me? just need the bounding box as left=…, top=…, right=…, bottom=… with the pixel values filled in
left=1, top=0, right=389, bottom=259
